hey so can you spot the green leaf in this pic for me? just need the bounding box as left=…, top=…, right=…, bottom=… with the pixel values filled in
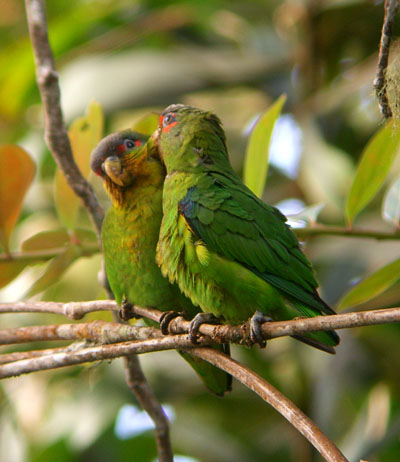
left=72, top=228, right=98, bottom=246
left=338, top=257, right=400, bottom=309
left=131, top=112, right=159, bottom=136
left=21, top=229, right=70, bottom=252
left=25, top=245, right=81, bottom=298
left=382, top=178, right=400, bottom=228
left=243, top=94, right=286, bottom=198
left=54, top=101, right=104, bottom=229
left=0, top=260, right=28, bottom=289
left=346, top=120, right=400, bottom=226
left=0, top=145, right=36, bottom=254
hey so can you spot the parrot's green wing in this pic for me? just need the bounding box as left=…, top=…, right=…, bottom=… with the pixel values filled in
left=179, top=171, right=335, bottom=318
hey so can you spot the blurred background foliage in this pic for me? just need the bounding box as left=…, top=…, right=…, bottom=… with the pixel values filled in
left=2, top=0, right=400, bottom=461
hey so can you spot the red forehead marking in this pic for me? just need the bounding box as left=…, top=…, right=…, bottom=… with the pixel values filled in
left=162, top=120, right=178, bottom=133
left=135, top=140, right=142, bottom=147
left=116, top=144, right=126, bottom=153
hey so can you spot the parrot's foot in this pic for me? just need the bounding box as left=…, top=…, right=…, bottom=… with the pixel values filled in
left=119, top=299, right=141, bottom=321
left=159, top=311, right=186, bottom=335
left=250, top=310, right=273, bottom=348
left=189, top=313, right=219, bottom=344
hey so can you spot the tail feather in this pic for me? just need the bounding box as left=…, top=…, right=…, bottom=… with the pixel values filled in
left=290, top=300, right=340, bottom=353
left=178, top=345, right=232, bottom=396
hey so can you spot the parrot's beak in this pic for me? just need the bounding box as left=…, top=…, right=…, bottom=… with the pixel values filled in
left=102, top=156, right=126, bottom=186
left=152, top=127, right=164, bottom=161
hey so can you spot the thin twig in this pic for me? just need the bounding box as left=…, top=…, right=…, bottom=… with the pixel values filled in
left=0, top=346, right=74, bottom=365
left=294, top=224, right=400, bottom=241
left=124, top=355, right=173, bottom=462
left=0, top=300, right=120, bottom=319
left=190, top=348, right=348, bottom=462
left=374, top=0, right=399, bottom=118
left=25, top=0, right=104, bottom=237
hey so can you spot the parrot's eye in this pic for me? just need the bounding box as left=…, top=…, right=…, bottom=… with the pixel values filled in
left=163, top=113, right=176, bottom=127
left=124, top=139, right=135, bottom=149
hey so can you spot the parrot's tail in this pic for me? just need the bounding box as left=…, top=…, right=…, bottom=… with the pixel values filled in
left=178, top=344, right=232, bottom=396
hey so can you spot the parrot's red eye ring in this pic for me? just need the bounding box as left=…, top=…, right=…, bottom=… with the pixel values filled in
left=163, top=113, right=176, bottom=127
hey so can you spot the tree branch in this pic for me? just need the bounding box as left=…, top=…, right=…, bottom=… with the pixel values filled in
left=374, top=0, right=399, bottom=118
left=0, top=321, right=160, bottom=345
left=25, top=0, right=104, bottom=237
left=3, top=302, right=400, bottom=345
left=190, top=348, right=348, bottom=462
left=0, top=335, right=347, bottom=461
left=294, top=224, right=400, bottom=241
left=124, top=355, right=173, bottom=462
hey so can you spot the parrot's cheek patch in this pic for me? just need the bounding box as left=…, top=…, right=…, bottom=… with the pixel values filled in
left=162, top=121, right=178, bottom=133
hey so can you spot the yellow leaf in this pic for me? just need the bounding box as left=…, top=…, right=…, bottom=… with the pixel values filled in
left=54, top=101, right=104, bottom=228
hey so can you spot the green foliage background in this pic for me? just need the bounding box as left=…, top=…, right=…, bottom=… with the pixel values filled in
left=2, top=1, right=400, bottom=461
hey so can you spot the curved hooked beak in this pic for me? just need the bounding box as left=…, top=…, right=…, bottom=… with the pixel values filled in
left=102, top=156, right=126, bottom=186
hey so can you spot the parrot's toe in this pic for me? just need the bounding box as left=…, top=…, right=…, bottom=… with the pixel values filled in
left=250, top=310, right=272, bottom=348
left=159, top=310, right=186, bottom=335
left=120, top=299, right=141, bottom=321
left=189, top=312, right=219, bottom=344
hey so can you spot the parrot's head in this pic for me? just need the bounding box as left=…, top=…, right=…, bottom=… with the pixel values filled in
left=90, top=130, right=148, bottom=188
left=156, top=104, right=228, bottom=173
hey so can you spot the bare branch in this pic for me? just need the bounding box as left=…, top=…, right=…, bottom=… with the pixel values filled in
left=0, top=346, right=74, bottom=365
left=374, top=0, right=399, bottom=118
left=190, top=348, right=348, bottom=462
left=0, top=300, right=119, bottom=319
left=25, top=0, right=104, bottom=236
left=124, top=355, right=173, bottom=462
left=0, top=335, right=213, bottom=379
left=0, top=321, right=160, bottom=345
left=3, top=302, right=400, bottom=344
left=0, top=336, right=346, bottom=461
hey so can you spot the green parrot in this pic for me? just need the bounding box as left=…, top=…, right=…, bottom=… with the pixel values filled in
left=90, top=129, right=231, bottom=395
left=155, top=104, right=340, bottom=353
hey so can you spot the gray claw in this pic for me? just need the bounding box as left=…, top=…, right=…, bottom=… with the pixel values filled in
left=189, top=312, right=219, bottom=344
left=250, top=310, right=272, bottom=348
left=120, top=299, right=141, bottom=321
left=160, top=311, right=185, bottom=335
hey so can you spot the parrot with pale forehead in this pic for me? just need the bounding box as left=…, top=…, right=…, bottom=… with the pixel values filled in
left=155, top=104, right=340, bottom=353
left=91, top=130, right=231, bottom=395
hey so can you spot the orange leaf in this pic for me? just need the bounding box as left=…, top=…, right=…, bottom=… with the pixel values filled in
left=0, top=145, right=35, bottom=254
